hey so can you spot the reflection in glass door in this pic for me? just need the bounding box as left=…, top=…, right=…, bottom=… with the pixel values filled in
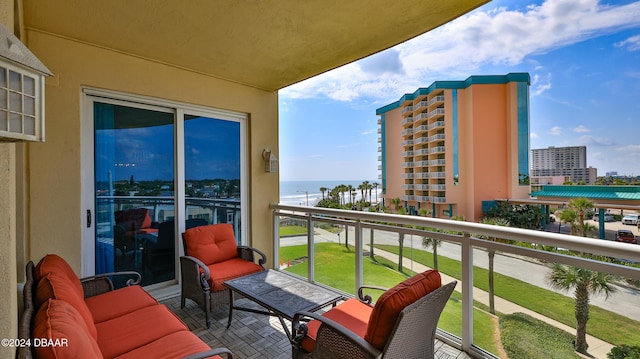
left=184, top=115, right=242, bottom=242
left=94, top=102, right=175, bottom=286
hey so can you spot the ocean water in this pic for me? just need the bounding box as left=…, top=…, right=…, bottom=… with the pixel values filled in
left=280, top=180, right=381, bottom=206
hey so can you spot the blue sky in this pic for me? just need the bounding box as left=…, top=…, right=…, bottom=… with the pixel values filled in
left=278, top=0, right=640, bottom=181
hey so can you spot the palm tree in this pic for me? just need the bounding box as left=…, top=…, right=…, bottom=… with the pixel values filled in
left=397, top=232, right=405, bottom=272
left=338, top=184, right=347, bottom=206
left=421, top=236, right=441, bottom=271
left=547, top=264, right=616, bottom=354
left=320, top=187, right=327, bottom=200
left=389, top=197, right=401, bottom=213
left=479, top=217, right=511, bottom=314
left=568, top=198, right=594, bottom=237
left=372, top=182, right=379, bottom=203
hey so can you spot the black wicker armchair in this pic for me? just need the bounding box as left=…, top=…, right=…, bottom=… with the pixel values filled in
left=291, top=271, right=456, bottom=359
left=180, top=223, right=267, bottom=328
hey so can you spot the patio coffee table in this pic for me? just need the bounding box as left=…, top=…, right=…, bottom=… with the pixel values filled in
left=223, top=269, right=344, bottom=340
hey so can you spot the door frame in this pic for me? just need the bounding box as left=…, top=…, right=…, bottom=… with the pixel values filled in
left=80, top=87, right=248, bottom=282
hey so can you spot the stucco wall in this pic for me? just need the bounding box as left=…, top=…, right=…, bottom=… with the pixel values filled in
left=24, top=30, right=279, bottom=275
left=0, top=0, right=17, bottom=356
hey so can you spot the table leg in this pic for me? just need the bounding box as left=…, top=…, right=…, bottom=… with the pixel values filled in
left=226, top=290, right=234, bottom=329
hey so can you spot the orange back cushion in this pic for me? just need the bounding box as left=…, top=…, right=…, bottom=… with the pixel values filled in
left=35, top=272, right=98, bottom=340
left=32, top=298, right=103, bottom=359
left=34, top=254, right=84, bottom=295
left=183, top=223, right=238, bottom=265
left=364, top=270, right=441, bottom=350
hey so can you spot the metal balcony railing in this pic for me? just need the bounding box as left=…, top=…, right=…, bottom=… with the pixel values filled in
left=271, top=204, right=640, bottom=358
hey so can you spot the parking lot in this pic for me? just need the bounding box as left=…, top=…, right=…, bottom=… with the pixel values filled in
left=546, top=214, right=640, bottom=241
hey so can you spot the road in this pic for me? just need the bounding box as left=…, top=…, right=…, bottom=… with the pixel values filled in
left=280, top=222, right=640, bottom=322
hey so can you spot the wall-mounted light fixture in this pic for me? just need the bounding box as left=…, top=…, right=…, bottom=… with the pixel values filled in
left=0, top=24, right=52, bottom=142
left=262, top=148, right=278, bottom=173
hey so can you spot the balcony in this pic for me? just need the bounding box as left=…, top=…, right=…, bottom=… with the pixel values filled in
left=414, top=112, right=429, bottom=122
left=429, top=95, right=445, bottom=106
left=429, top=108, right=445, bottom=119
left=401, top=105, right=413, bottom=115
left=402, top=173, right=415, bottom=179
left=430, top=158, right=446, bottom=166
left=402, top=128, right=414, bottom=136
left=414, top=136, right=428, bottom=145
left=401, top=139, right=414, bottom=147
left=430, top=146, right=446, bottom=154
left=402, top=150, right=414, bottom=157
left=271, top=204, right=640, bottom=359
left=403, top=184, right=414, bottom=190
left=414, top=124, right=430, bottom=135
left=430, top=184, right=447, bottom=191
left=414, top=100, right=429, bottom=111
left=430, top=133, right=446, bottom=142
left=402, top=162, right=414, bottom=168
left=429, top=120, right=446, bottom=130
left=403, top=195, right=415, bottom=201
left=401, top=116, right=414, bottom=126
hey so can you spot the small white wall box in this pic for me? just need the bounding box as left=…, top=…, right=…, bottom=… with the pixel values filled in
left=0, top=24, right=52, bottom=142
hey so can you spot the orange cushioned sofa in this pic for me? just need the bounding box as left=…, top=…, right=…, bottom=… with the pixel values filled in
left=18, top=254, right=232, bottom=359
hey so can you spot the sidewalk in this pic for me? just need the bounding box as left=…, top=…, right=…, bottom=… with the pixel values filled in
left=371, top=248, right=613, bottom=359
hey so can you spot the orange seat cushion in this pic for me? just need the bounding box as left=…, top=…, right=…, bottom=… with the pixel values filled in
left=207, top=258, right=263, bottom=292
left=35, top=272, right=98, bottom=340
left=85, top=285, right=158, bottom=323
left=95, top=304, right=188, bottom=359
left=32, top=298, right=103, bottom=359
left=301, top=298, right=373, bottom=353
left=113, top=330, right=216, bottom=359
left=364, top=270, right=442, bottom=350
left=183, top=223, right=238, bottom=266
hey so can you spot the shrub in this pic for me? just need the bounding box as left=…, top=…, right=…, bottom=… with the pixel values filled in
left=608, top=344, right=640, bottom=359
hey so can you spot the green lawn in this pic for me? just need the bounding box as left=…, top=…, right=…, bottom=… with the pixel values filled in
left=375, top=244, right=640, bottom=347
left=280, top=242, right=500, bottom=355
left=500, top=313, right=581, bottom=359
left=279, top=225, right=308, bottom=236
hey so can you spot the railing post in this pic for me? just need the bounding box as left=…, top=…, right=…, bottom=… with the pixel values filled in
left=273, top=210, right=280, bottom=271
left=461, top=231, right=473, bottom=352
left=355, top=220, right=363, bottom=292
left=307, top=212, right=315, bottom=283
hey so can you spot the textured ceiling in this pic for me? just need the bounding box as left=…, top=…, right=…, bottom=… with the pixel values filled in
left=23, top=0, right=488, bottom=92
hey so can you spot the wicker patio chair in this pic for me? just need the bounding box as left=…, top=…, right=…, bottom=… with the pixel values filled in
left=180, top=223, right=267, bottom=328
left=291, top=270, right=456, bottom=359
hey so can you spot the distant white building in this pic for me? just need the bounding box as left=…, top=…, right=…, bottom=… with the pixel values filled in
left=531, top=146, right=597, bottom=184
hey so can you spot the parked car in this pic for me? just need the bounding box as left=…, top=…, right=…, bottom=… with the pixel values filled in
left=615, top=229, right=637, bottom=244
left=593, top=213, right=615, bottom=222
left=622, top=214, right=640, bottom=225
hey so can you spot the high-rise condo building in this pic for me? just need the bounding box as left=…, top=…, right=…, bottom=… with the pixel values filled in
left=377, top=73, right=531, bottom=221
left=530, top=146, right=596, bottom=184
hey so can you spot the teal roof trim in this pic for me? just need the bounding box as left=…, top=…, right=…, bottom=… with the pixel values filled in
left=376, top=72, right=530, bottom=115
left=531, top=185, right=640, bottom=201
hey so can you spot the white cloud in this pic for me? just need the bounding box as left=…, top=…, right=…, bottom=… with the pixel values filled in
left=573, top=125, right=590, bottom=133
left=615, top=34, right=640, bottom=51
left=577, top=135, right=614, bottom=146
left=530, top=132, right=539, bottom=139
left=549, top=126, right=562, bottom=135
left=532, top=73, right=552, bottom=96
left=361, top=129, right=377, bottom=135
left=281, top=0, right=640, bottom=101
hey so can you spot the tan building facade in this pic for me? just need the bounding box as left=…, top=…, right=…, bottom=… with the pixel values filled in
left=377, top=73, right=531, bottom=221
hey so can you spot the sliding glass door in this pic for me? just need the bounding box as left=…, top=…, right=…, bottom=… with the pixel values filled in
left=87, top=92, right=246, bottom=287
